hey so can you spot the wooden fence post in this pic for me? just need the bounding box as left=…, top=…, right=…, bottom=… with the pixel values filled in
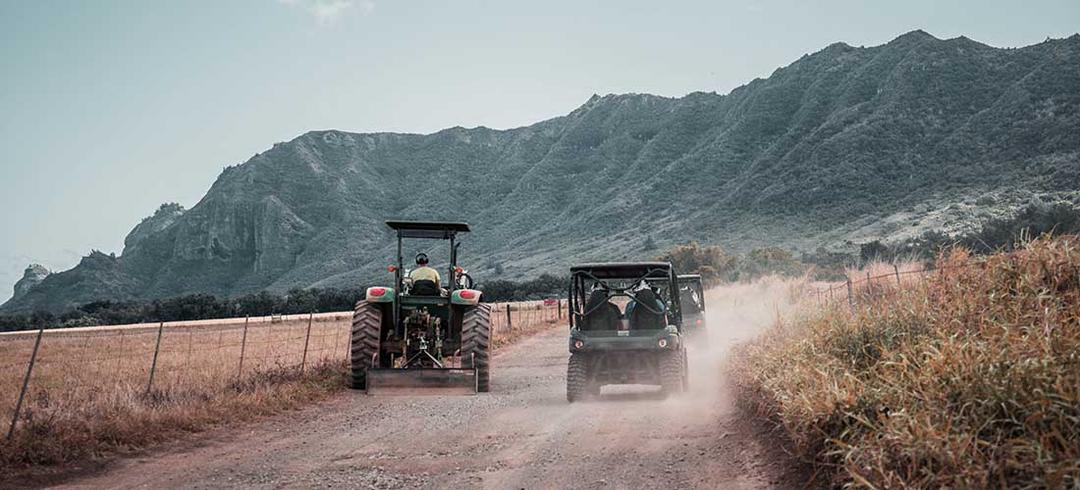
left=894, top=264, right=902, bottom=286
left=186, top=330, right=193, bottom=365
left=846, top=278, right=855, bottom=310
left=115, top=331, right=125, bottom=376
left=7, top=326, right=44, bottom=440
left=506, top=304, right=512, bottom=330
left=301, top=312, right=313, bottom=373
left=146, top=321, right=165, bottom=394
left=237, top=316, right=249, bottom=380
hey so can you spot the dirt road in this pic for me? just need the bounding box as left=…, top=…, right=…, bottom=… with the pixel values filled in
left=50, top=283, right=805, bottom=489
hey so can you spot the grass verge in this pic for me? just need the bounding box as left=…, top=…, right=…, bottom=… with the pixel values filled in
left=0, top=304, right=560, bottom=479
left=730, top=236, right=1079, bottom=488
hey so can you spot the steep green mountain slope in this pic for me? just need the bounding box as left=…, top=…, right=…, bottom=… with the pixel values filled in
left=6, top=31, right=1079, bottom=313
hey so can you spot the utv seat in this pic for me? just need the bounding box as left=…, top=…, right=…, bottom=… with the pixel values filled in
left=629, top=289, right=665, bottom=330
left=582, top=291, right=621, bottom=331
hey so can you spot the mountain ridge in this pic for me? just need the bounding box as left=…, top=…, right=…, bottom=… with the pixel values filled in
left=5, top=31, right=1079, bottom=313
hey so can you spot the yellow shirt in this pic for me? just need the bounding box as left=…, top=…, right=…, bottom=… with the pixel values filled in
left=409, top=266, right=441, bottom=286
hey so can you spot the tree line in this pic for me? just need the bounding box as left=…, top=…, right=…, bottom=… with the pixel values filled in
left=0, top=278, right=568, bottom=333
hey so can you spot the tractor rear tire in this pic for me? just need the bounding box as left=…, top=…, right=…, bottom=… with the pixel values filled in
left=350, top=301, right=381, bottom=390
left=659, top=350, right=684, bottom=397
left=461, top=304, right=492, bottom=393
left=567, top=353, right=588, bottom=403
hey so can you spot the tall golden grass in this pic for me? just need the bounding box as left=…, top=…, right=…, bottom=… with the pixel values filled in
left=0, top=315, right=350, bottom=471
left=730, top=236, right=1079, bottom=488
left=0, top=303, right=561, bottom=474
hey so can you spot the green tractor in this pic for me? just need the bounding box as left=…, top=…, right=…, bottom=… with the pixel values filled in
left=350, top=221, right=492, bottom=394
left=676, top=274, right=708, bottom=343
left=565, top=262, right=688, bottom=402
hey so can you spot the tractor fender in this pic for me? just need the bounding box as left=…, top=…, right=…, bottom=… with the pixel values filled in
left=451, top=288, right=483, bottom=306
left=365, top=286, right=395, bottom=303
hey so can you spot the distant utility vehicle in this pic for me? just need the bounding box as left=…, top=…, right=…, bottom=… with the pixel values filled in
left=676, top=274, right=707, bottom=343
left=565, top=262, right=688, bottom=402
left=350, top=221, right=491, bottom=394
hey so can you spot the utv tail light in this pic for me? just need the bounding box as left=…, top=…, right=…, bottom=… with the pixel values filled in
left=455, top=266, right=464, bottom=273
left=573, top=340, right=585, bottom=349
left=387, top=265, right=397, bottom=272
left=459, top=289, right=477, bottom=299
left=657, top=338, right=669, bottom=348
left=369, top=287, right=386, bottom=296
left=696, top=319, right=703, bottom=325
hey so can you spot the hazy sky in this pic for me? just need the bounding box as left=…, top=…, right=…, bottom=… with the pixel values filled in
left=1, top=0, right=1078, bottom=300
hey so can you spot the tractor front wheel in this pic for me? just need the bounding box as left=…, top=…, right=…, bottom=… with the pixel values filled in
left=350, top=301, right=381, bottom=390
left=460, top=304, right=492, bottom=392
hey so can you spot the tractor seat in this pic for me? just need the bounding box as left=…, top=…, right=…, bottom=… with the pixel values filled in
left=411, top=279, right=441, bottom=296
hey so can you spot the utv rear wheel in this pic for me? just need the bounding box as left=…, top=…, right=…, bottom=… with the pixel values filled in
left=681, top=348, right=690, bottom=392
left=567, top=353, right=588, bottom=403
left=461, top=304, right=492, bottom=392
left=659, top=350, right=684, bottom=397
left=350, top=301, right=382, bottom=390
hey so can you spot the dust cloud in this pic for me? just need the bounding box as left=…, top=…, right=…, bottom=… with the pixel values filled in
left=672, top=278, right=805, bottom=411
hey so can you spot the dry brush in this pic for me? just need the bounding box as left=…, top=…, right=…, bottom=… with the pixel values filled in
left=730, top=236, right=1079, bottom=488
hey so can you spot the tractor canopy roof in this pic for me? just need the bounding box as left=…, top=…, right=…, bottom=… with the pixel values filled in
left=571, top=262, right=673, bottom=280
left=385, top=220, right=471, bottom=239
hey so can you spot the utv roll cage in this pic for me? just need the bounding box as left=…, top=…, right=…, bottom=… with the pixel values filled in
left=568, top=261, right=682, bottom=330
left=676, top=274, right=705, bottom=313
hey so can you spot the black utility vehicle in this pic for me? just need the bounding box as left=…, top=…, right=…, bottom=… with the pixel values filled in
left=565, top=262, right=688, bottom=402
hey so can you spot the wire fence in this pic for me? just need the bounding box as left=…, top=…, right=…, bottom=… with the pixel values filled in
left=1, top=300, right=564, bottom=441
left=489, top=299, right=565, bottom=337
left=806, top=258, right=993, bottom=310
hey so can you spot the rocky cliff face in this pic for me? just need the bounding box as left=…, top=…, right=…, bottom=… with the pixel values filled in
left=4, top=31, right=1079, bottom=313
left=123, top=203, right=186, bottom=256
left=11, top=264, right=49, bottom=302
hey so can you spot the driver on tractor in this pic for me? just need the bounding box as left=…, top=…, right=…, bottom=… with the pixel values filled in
left=409, top=253, right=442, bottom=296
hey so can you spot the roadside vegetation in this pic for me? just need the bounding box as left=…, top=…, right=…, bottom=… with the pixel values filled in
left=729, top=236, right=1079, bottom=487
left=0, top=316, right=350, bottom=474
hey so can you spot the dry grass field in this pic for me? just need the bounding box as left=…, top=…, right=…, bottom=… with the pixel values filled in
left=0, top=302, right=561, bottom=472
left=730, top=236, right=1080, bottom=488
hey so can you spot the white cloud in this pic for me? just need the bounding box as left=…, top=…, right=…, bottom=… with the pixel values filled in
left=278, top=0, right=374, bottom=24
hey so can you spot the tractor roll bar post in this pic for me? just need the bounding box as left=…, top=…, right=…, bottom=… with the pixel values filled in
left=394, top=231, right=402, bottom=331
left=447, top=234, right=455, bottom=332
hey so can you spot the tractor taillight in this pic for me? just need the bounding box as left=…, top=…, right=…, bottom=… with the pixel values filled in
left=387, top=265, right=397, bottom=272
left=455, top=266, right=464, bottom=274
left=696, top=318, right=703, bottom=325
left=459, top=289, right=477, bottom=299
left=369, top=287, right=386, bottom=296
left=657, top=338, right=669, bottom=348
left=573, top=340, right=585, bottom=349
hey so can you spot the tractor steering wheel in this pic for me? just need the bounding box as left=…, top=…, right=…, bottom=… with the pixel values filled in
left=457, top=272, right=475, bottom=290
